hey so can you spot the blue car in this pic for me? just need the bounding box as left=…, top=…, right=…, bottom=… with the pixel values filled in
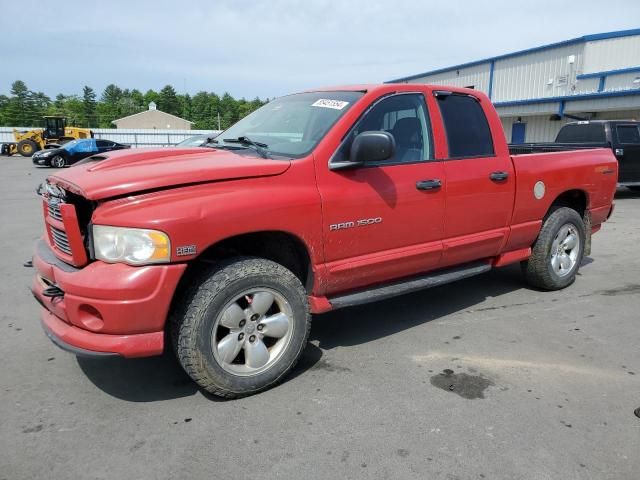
left=32, top=138, right=130, bottom=168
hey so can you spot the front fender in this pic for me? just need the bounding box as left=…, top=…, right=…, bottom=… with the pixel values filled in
left=90, top=172, right=324, bottom=267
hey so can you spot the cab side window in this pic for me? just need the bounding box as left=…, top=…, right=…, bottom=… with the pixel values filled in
left=617, top=125, right=640, bottom=144
left=335, top=94, right=433, bottom=165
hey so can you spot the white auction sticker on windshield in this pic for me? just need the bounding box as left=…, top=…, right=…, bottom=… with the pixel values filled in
left=311, top=99, right=349, bottom=110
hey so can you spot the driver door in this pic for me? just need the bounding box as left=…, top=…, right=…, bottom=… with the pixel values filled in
left=315, top=93, right=446, bottom=294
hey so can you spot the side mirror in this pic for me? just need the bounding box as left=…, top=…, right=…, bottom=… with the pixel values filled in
left=330, top=131, right=395, bottom=170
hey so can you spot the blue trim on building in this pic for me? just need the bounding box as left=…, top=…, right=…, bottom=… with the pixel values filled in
left=577, top=66, right=640, bottom=79
left=582, top=29, right=640, bottom=41
left=493, top=89, right=640, bottom=108
left=487, top=60, right=495, bottom=100
left=598, top=76, right=606, bottom=92
left=387, top=28, right=640, bottom=83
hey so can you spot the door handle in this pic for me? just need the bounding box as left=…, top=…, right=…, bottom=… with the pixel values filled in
left=416, top=179, right=442, bottom=191
left=489, top=171, right=509, bottom=182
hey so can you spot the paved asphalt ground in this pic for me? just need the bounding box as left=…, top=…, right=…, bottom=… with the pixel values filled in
left=1, top=157, right=639, bottom=480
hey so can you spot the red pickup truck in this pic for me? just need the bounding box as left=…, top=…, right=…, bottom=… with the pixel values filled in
left=31, top=84, right=617, bottom=398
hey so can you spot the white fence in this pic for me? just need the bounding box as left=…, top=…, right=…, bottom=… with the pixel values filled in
left=0, top=127, right=221, bottom=148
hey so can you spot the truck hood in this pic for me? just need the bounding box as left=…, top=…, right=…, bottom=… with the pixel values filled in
left=48, top=147, right=291, bottom=200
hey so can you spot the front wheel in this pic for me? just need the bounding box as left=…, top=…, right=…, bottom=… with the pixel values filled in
left=522, top=207, right=586, bottom=290
left=50, top=155, right=66, bottom=168
left=17, top=140, right=38, bottom=157
left=171, top=257, right=311, bottom=398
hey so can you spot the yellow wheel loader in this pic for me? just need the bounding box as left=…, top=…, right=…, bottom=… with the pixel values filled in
left=1, top=116, right=93, bottom=157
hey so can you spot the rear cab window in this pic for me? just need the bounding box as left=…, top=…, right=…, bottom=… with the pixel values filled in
left=435, top=92, right=494, bottom=158
left=555, top=123, right=606, bottom=143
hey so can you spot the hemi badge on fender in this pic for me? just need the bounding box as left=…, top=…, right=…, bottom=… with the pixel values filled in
left=176, top=245, right=197, bottom=256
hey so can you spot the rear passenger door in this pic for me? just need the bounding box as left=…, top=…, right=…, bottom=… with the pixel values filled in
left=615, top=124, right=640, bottom=183
left=434, top=91, right=515, bottom=267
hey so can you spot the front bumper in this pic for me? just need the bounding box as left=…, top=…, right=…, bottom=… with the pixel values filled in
left=32, top=155, right=50, bottom=166
left=31, top=239, right=187, bottom=358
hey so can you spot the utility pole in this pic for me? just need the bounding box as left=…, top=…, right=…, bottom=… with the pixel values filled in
left=217, top=111, right=221, bottom=131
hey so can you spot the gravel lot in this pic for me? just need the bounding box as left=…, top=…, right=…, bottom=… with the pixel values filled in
left=1, top=157, right=639, bottom=480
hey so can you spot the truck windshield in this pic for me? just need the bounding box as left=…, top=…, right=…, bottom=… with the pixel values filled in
left=214, top=91, right=364, bottom=158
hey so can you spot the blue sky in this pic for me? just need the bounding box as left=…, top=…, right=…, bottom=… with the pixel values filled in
left=4, top=0, right=640, bottom=99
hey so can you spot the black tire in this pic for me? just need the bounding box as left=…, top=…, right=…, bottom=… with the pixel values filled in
left=17, top=140, right=39, bottom=157
left=50, top=155, right=67, bottom=168
left=171, top=257, right=311, bottom=398
left=522, top=207, right=586, bottom=290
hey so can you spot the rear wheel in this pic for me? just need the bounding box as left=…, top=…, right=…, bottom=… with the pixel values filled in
left=50, top=155, right=66, bottom=168
left=171, top=257, right=310, bottom=398
left=17, top=140, right=38, bottom=157
left=522, top=207, right=585, bottom=290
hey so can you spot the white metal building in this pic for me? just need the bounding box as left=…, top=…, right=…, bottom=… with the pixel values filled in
left=388, top=29, right=640, bottom=143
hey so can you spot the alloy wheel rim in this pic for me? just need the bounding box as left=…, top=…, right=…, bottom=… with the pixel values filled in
left=550, top=223, right=580, bottom=277
left=53, top=156, right=64, bottom=167
left=211, top=288, right=294, bottom=376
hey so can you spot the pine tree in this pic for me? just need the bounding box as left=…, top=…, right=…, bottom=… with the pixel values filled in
left=82, top=86, right=97, bottom=127
left=100, top=84, right=123, bottom=127
left=6, top=80, right=34, bottom=126
left=158, top=85, right=180, bottom=116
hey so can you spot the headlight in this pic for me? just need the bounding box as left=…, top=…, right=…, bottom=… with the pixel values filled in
left=92, top=225, right=171, bottom=265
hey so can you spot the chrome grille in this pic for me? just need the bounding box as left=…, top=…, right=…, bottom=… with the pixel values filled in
left=47, top=201, right=63, bottom=221
left=50, top=225, right=72, bottom=255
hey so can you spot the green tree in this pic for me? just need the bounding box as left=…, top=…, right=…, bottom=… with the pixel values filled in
left=62, top=96, right=84, bottom=126
left=220, top=92, right=238, bottom=129
left=143, top=89, right=159, bottom=107
left=130, top=89, right=145, bottom=109
left=82, top=86, right=97, bottom=127
left=209, top=93, right=221, bottom=129
left=179, top=93, right=192, bottom=121
left=157, top=85, right=180, bottom=116
left=0, top=95, right=8, bottom=125
left=0, top=81, right=267, bottom=129
left=190, top=91, right=213, bottom=129
left=118, top=89, right=143, bottom=118
left=54, top=94, right=66, bottom=113
left=5, top=80, right=35, bottom=126
left=100, top=84, right=123, bottom=127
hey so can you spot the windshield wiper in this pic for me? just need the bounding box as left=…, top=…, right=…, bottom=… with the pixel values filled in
left=221, top=136, right=270, bottom=158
